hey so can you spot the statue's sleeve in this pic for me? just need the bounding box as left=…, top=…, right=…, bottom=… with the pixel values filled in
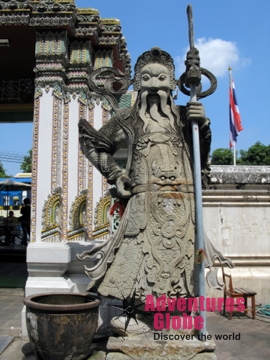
left=78, top=118, right=127, bottom=184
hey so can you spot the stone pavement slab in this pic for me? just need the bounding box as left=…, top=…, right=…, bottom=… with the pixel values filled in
left=207, top=312, right=270, bottom=360
left=0, top=335, right=13, bottom=355
left=0, top=293, right=23, bottom=337
left=0, top=291, right=270, bottom=360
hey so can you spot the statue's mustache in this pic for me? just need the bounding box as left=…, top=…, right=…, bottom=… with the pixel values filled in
left=139, top=90, right=176, bottom=131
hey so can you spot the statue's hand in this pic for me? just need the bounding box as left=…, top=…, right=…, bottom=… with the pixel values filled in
left=116, top=174, right=135, bottom=198
left=186, top=101, right=206, bottom=126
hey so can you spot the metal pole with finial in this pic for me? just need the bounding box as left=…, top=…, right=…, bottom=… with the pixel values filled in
left=179, top=4, right=217, bottom=339
left=186, top=4, right=206, bottom=337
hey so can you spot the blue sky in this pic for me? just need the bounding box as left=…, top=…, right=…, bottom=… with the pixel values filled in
left=1, top=0, right=269, bottom=175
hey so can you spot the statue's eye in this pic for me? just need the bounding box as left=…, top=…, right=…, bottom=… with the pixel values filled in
left=142, top=74, right=150, bottom=81
left=159, top=74, right=167, bottom=81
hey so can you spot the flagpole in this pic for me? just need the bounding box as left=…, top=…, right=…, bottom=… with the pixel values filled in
left=229, top=66, right=232, bottom=153
left=229, top=67, right=235, bottom=165
left=228, top=66, right=243, bottom=165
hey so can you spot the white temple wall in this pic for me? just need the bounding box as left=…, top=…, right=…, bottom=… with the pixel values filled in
left=26, top=95, right=110, bottom=298
left=204, top=204, right=270, bottom=257
left=91, top=102, right=111, bottom=230
left=93, top=101, right=104, bottom=130
left=203, top=185, right=270, bottom=305
left=92, top=169, right=103, bottom=228
left=34, top=89, right=54, bottom=240
left=12, top=8, right=132, bottom=337
left=66, top=97, right=80, bottom=236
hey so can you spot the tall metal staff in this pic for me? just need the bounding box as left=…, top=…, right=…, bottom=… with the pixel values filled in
left=179, top=4, right=217, bottom=338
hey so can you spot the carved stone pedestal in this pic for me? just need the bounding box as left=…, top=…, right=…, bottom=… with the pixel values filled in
left=88, top=332, right=217, bottom=360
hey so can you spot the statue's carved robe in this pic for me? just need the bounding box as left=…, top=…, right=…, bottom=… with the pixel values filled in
left=79, top=105, right=213, bottom=301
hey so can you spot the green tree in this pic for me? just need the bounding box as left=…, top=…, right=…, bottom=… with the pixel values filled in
left=20, top=149, right=32, bottom=173
left=238, top=142, right=270, bottom=165
left=0, top=161, right=8, bottom=178
left=211, top=148, right=233, bottom=165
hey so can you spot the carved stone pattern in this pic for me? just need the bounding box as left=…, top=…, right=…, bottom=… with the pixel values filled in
left=93, top=194, right=111, bottom=229
left=98, top=36, right=119, bottom=46
left=41, top=188, right=61, bottom=230
left=92, top=194, right=110, bottom=239
left=61, top=101, right=69, bottom=240
left=78, top=101, right=87, bottom=193
left=99, top=19, right=121, bottom=33
left=102, top=107, right=110, bottom=195
left=86, top=107, right=94, bottom=238
left=68, top=191, right=87, bottom=229
left=101, top=24, right=121, bottom=33
left=35, top=31, right=67, bottom=61
left=90, top=93, right=101, bottom=106
left=66, top=83, right=89, bottom=95
left=30, top=2, right=75, bottom=13
left=76, top=12, right=99, bottom=24
left=0, top=13, right=29, bottom=25
left=0, top=2, right=31, bottom=11
left=0, top=0, right=75, bottom=13
left=34, top=51, right=66, bottom=90
left=101, top=98, right=111, bottom=111
left=146, top=193, right=193, bottom=296
left=66, top=59, right=90, bottom=96
left=87, top=97, right=95, bottom=110
left=35, top=63, right=65, bottom=72
left=69, top=40, right=91, bottom=66
left=52, top=83, right=64, bottom=99
left=209, top=165, right=270, bottom=185
left=30, top=94, right=40, bottom=242
left=0, top=3, right=131, bottom=77
left=94, top=50, right=113, bottom=69
left=74, top=26, right=98, bottom=38
left=35, top=76, right=65, bottom=90
left=75, top=90, right=86, bottom=104
left=34, top=84, right=42, bottom=99
left=96, top=113, right=198, bottom=299
left=51, top=95, right=62, bottom=191
left=102, top=105, right=110, bottom=123
left=30, top=16, right=73, bottom=28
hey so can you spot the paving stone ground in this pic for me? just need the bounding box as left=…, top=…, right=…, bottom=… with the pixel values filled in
left=0, top=261, right=270, bottom=360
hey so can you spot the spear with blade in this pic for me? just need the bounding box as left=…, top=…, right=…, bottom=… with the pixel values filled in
left=181, top=4, right=217, bottom=338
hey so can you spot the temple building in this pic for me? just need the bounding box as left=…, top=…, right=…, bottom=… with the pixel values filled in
left=0, top=0, right=134, bottom=304
left=1, top=0, right=270, bottom=337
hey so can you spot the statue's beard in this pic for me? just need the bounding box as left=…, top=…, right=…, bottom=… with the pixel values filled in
left=139, top=90, right=176, bottom=132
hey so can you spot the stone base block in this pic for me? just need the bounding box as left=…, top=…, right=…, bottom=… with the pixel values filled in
left=106, top=333, right=216, bottom=360
left=104, top=352, right=217, bottom=360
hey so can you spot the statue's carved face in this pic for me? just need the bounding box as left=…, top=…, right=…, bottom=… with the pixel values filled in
left=140, top=64, right=170, bottom=95
left=139, top=64, right=175, bottom=132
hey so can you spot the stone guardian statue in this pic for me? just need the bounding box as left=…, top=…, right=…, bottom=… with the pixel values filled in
left=78, top=47, right=233, bottom=338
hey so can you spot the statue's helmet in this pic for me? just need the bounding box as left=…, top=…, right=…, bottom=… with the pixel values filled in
left=133, top=47, right=176, bottom=91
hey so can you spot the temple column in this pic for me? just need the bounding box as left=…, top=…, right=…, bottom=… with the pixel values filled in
left=25, top=33, right=94, bottom=298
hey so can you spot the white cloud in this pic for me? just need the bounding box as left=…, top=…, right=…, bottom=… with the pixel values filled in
left=175, top=38, right=250, bottom=78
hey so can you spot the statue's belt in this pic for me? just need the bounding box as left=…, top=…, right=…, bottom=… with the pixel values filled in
left=131, top=184, right=194, bottom=194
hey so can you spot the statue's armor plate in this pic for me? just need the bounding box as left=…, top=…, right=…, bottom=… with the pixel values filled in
left=98, top=116, right=197, bottom=299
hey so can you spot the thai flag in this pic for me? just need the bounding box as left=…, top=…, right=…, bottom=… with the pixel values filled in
left=229, top=69, right=243, bottom=148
